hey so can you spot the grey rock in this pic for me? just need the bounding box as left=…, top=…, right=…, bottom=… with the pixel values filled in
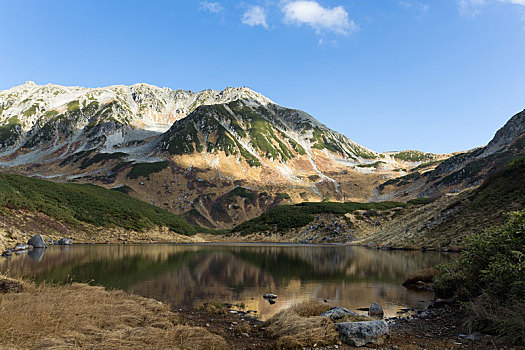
left=263, top=293, right=277, bottom=299
left=320, top=306, right=360, bottom=321
left=1, top=250, right=12, bottom=257
left=368, top=303, right=384, bottom=318
left=58, top=238, right=73, bottom=245
left=336, top=320, right=389, bottom=347
left=13, top=243, right=32, bottom=251
left=27, top=234, right=48, bottom=249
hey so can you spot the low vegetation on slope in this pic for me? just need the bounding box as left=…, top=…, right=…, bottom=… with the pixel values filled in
left=427, top=155, right=525, bottom=240
left=434, top=210, right=525, bottom=344
left=233, top=201, right=406, bottom=235
left=0, top=174, right=195, bottom=234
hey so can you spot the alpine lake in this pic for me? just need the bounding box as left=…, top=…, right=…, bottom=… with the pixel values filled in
left=0, top=243, right=455, bottom=320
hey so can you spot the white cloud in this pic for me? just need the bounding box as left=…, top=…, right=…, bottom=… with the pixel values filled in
left=242, top=6, right=268, bottom=28
left=458, top=0, right=525, bottom=16
left=200, top=1, right=223, bottom=13
left=282, top=1, right=358, bottom=35
left=399, top=1, right=430, bottom=18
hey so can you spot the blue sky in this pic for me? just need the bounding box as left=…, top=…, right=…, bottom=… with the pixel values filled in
left=0, top=0, right=524, bottom=153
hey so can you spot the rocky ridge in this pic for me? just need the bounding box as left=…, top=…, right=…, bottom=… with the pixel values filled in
left=0, top=82, right=445, bottom=228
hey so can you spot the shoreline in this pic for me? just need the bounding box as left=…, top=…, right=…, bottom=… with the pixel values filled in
left=0, top=274, right=516, bottom=349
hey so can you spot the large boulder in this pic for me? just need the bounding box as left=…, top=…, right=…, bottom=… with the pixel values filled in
left=336, top=320, right=389, bottom=347
left=58, top=238, right=73, bottom=245
left=27, top=234, right=48, bottom=249
left=320, top=306, right=360, bottom=321
left=368, top=303, right=384, bottom=318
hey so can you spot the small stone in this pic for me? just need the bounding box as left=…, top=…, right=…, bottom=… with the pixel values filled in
left=241, top=333, right=249, bottom=338
left=1, top=250, right=12, bottom=257
left=368, top=303, right=384, bottom=318
left=13, top=243, right=31, bottom=251
left=320, top=306, right=360, bottom=321
left=58, top=238, right=73, bottom=245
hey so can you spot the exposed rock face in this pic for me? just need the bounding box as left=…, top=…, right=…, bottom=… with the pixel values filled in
left=320, top=306, right=360, bottom=321
left=336, top=320, right=389, bottom=347
left=27, top=234, right=47, bottom=249
left=484, top=109, right=525, bottom=155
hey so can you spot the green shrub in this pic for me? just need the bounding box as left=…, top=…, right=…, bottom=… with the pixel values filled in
left=127, top=161, right=169, bottom=179
left=233, top=200, right=405, bottom=235
left=434, top=211, right=525, bottom=343
left=276, top=192, right=290, bottom=200
left=407, top=198, right=433, bottom=205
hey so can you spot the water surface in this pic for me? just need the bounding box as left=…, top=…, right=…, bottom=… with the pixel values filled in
left=0, top=244, right=454, bottom=320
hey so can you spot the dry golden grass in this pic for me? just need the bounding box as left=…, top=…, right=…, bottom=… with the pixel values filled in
left=403, top=268, right=440, bottom=285
left=232, top=321, right=251, bottom=335
left=0, top=281, right=227, bottom=350
left=265, top=302, right=338, bottom=349
left=338, top=314, right=372, bottom=322
left=287, top=301, right=332, bottom=317
left=194, top=301, right=230, bottom=315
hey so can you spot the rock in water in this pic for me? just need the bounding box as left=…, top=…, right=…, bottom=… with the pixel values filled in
left=58, top=238, right=73, bottom=245
left=27, top=234, right=48, bottom=249
left=320, top=306, right=360, bottom=321
left=1, top=250, right=12, bottom=257
left=263, top=293, right=277, bottom=299
left=368, top=303, right=384, bottom=318
left=336, top=320, right=389, bottom=347
left=13, top=243, right=32, bottom=251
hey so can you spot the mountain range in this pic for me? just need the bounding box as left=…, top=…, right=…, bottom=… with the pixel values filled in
left=0, top=82, right=523, bottom=232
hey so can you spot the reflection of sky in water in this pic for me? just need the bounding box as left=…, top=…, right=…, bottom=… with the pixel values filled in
left=1, top=244, right=455, bottom=320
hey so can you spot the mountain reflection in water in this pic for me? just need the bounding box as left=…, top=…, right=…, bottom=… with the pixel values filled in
left=0, top=244, right=454, bottom=320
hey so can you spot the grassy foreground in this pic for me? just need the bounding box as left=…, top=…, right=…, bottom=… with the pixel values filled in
left=0, top=276, right=226, bottom=349
left=0, top=173, right=195, bottom=235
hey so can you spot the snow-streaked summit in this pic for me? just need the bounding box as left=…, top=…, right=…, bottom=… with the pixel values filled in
left=0, top=82, right=273, bottom=134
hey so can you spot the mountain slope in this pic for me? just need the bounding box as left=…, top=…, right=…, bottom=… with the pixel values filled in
left=373, top=109, right=525, bottom=202
left=0, top=82, right=450, bottom=228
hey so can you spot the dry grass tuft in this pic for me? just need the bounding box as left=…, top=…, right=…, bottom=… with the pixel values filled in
left=403, top=268, right=440, bottom=285
left=233, top=321, right=251, bottom=335
left=338, top=314, right=371, bottom=322
left=288, top=301, right=332, bottom=317
left=265, top=303, right=338, bottom=349
left=0, top=282, right=227, bottom=349
left=467, top=295, right=525, bottom=345
left=194, top=301, right=230, bottom=315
